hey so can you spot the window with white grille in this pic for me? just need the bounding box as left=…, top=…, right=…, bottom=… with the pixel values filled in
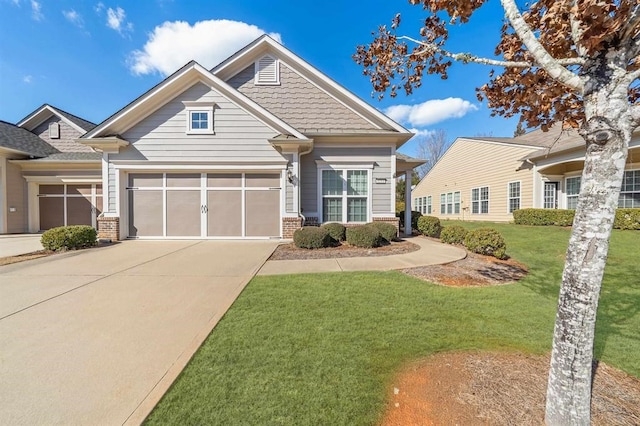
left=255, top=55, right=280, bottom=85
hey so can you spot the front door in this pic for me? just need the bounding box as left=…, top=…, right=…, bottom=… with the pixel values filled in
left=543, top=182, right=559, bottom=209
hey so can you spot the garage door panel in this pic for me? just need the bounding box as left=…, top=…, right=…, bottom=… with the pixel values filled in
left=39, top=198, right=64, bottom=230
left=39, top=185, right=64, bottom=195
left=67, top=197, right=93, bottom=226
left=245, top=190, right=280, bottom=237
left=207, top=191, right=242, bottom=237
left=67, top=185, right=92, bottom=196
left=129, top=174, right=163, bottom=188
left=129, top=191, right=163, bottom=237
left=166, top=190, right=201, bottom=237
left=207, top=174, right=241, bottom=188
left=166, top=174, right=201, bottom=188
left=245, top=173, right=280, bottom=188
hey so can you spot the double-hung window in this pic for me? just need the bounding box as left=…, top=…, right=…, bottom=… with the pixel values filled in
left=439, top=192, right=460, bottom=214
left=321, top=169, right=369, bottom=223
left=426, top=196, right=432, bottom=214
left=471, top=186, right=489, bottom=214
left=620, top=170, right=640, bottom=208
left=565, top=176, right=581, bottom=209
left=440, top=194, right=446, bottom=214
left=508, top=181, right=521, bottom=213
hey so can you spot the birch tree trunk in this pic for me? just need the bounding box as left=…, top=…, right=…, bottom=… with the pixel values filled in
left=545, top=76, right=633, bottom=424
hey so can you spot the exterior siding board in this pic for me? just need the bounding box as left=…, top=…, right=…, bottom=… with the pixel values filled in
left=413, top=139, right=539, bottom=222
left=6, top=161, right=27, bottom=233
left=33, top=116, right=92, bottom=153
left=115, top=83, right=284, bottom=162
left=284, top=154, right=294, bottom=212
left=108, top=162, right=116, bottom=212
left=228, top=63, right=374, bottom=132
left=300, top=146, right=393, bottom=218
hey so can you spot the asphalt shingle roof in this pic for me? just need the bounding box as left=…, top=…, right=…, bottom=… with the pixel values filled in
left=0, top=121, right=59, bottom=157
left=27, top=152, right=102, bottom=161
left=48, top=105, right=97, bottom=133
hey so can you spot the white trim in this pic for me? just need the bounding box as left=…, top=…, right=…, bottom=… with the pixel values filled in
left=390, top=146, right=397, bottom=213
left=17, top=104, right=89, bottom=134
left=102, top=152, right=109, bottom=213
left=111, top=163, right=285, bottom=170
left=470, top=186, right=490, bottom=214
left=458, top=137, right=548, bottom=151
left=28, top=182, right=38, bottom=232
left=314, top=160, right=375, bottom=169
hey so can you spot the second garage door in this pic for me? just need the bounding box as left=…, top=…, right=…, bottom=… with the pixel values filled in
left=128, top=173, right=280, bottom=238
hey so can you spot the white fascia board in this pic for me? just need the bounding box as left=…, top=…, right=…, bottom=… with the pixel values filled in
left=213, top=36, right=411, bottom=136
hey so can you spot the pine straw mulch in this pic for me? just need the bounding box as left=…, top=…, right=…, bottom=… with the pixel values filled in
left=382, top=351, right=640, bottom=426
left=268, top=239, right=420, bottom=260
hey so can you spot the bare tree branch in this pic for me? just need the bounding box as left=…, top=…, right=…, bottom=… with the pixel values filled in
left=399, top=35, right=585, bottom=68
left=500, top=0, right=585, bottom=92
left=567, top=0, right=586, bottom=57
left=631, top=104, right=640, bottom=126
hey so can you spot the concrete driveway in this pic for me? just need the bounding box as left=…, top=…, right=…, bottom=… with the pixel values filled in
left=0, top=240, right=278, bottom=425
left=0, top=234, right=43, bottom=257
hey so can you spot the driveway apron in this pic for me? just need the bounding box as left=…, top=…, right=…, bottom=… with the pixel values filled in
left=0, top=240, right=278, bottom=425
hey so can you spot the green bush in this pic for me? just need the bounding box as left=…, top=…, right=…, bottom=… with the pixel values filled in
left=464, top=227, right=507, bottom=259
left=40, top=225, right=97, bottom=251
left=614, top=209, right=640, bottom=230
left=366, top=221, right=397, bottom=243
left=346, top=225, right=382, bottom=248
left=397, top=210, right=422, bottom=232
left=440, top=225, right=468, bottom=245
left=321, top=222, right=346, bottom=243
left=293, top=227, right=332, bottom=249
left=417, top=215, right=442, bottom=237
left=513, top=208, right=575, bottom=226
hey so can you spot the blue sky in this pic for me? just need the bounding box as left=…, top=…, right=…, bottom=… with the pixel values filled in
left=0, top=0, right=521, bottom=157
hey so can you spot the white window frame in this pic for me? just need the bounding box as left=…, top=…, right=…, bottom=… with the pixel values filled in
left=619, top=169, right=640, bottom=208
left=439, top=191, right=460, bottom=215
left=317, top=165, right=373, bottom=224
left=183, top=103, right=215, bottom=135
left=565, top=176, right=581, bottom=210
left=426, top=196, right=432, bottom=215
left=255, top=55, right=280, bottom=85
left=507, top=181, right=521, bottom=213
left=471, top=186, right=490, bottom=214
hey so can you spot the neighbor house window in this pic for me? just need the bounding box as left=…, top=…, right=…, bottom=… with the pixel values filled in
left=619, top=170, right=640, bottom=208
left=426, top=196, right=432, bottom=214
left=471, top=186, right=489, bottom=214
left=566, top=176, right=581, bottom=209
left=508, top=181, right=521, bottom=213
left=184, top=103, right=215, bottom=134
left=321, top=169, right=369, bottom=223
left=439, top=192, right=460, bottom=214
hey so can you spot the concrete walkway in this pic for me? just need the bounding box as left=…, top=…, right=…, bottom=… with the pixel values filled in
left=258, top=236, right=466, bottom=276
left=0, top=234, right=43, bottom=257
left=0, top=240, right=278, bottom=426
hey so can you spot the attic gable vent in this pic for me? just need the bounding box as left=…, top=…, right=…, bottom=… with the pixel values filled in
left=255, top=55, right=280, bottom=85
left=49, top=122, right=60, bottom=139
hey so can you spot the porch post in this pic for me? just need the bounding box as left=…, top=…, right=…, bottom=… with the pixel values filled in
left=404, top=170, right=412, bottom=237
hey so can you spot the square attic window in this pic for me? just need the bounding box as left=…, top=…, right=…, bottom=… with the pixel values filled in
left=183, top=103, right=215, bottom=135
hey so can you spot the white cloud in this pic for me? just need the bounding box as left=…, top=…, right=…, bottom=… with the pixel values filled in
left=94, top=2, right=104, bottom=13
left=30, top=0, right=43, bottom=21
left=129, top=20, right=282, bottom=76
left=385, top=98, right=479, bottom=127
left=106, top=6, right=133, bottom=36
left=63, top=9, right=84, bottom=28
left=409, top=128, right=436, bottom=139
left=23, top=75, right=33, bottom=83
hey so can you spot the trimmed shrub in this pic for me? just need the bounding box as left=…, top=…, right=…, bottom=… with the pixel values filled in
left=346, top=225, right=382, bottom=248
left=440, top=225, right=468, bottom=245
left=396, top=201, right=405, bottom=214
left=366, top=221, right=397, bottom=243
left=464, top=227, right=507, bottom=260
left=417, top=215, right=442, bottom=237
left=614, top=208, right=640, bottom=230
left=321, top=222, right=346, bottom=243
left=41, top=225, right=97, bottom=251
left=397, top=210, right=422, bottom=232
left=513, top=208, right=575, bottom=226
left=293, top=226, right=332, bottom=249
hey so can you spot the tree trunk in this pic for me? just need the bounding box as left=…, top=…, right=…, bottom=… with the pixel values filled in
left=544, top=114, right=630, bottom=425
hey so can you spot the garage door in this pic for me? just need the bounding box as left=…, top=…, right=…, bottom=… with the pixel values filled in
left=38, top=184, right=103, bottom=231
left=127, top=173, right=280, bottom=238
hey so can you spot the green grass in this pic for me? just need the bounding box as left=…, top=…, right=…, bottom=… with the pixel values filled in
left=146, top=222, right=639, bottom=425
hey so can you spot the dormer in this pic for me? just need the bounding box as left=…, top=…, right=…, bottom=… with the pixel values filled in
left=255, top=55, right=280, bottom=85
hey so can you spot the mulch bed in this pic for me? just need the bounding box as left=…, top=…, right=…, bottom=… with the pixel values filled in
left=269, top=239, right=420, bottom=260
left=382, top=352, right=640, bottom=426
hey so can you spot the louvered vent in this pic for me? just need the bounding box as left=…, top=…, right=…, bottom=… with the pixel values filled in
left=255, top=55, right=279, bottom=85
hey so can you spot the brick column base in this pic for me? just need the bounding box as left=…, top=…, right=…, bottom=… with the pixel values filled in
left=282, top=217, right=303, bottom=239
left=97, top=216, right=120, bottom=241
left=373, top=217, right=400, bottom=238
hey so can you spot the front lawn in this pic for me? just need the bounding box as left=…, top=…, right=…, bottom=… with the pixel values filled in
left=145, top=223, right=639, bottom=425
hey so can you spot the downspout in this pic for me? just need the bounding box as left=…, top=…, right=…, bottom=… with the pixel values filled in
left=298, top=143, right=314, bottom=225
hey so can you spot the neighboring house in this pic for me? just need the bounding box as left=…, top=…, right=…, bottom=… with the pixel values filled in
left=412, top=125, right=640, bottom=222
left=1, top=36, right=422, bottom=239
left=0, top=105, right=100, bottom=234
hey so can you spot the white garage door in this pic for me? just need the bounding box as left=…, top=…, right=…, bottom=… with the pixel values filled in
left=127, top=173, right=281, bottom=238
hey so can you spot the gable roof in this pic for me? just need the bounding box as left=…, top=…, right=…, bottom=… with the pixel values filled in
left=83, top=60, right=308, bottom=141
left=0, top=120, right=60, bottom=157
left=212, top=35, right=412, bottom=139
left=17, top=104, right=96, bottom=134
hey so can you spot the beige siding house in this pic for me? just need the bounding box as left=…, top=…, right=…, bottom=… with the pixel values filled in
left=413, top=125, right=640, bottom=222
left=2, top=35, right=422, bottom=239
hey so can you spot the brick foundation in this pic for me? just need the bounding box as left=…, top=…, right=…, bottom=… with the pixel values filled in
left=282, top=217, right=303, bottom=239
left=372, top=217, right=400, bottom=237
left=97, top=216, right=120, bottom=241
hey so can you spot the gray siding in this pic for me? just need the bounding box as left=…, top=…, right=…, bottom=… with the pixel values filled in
left=115, top=83, right=284, bottom=162
left=108, top=162, right=116, bottom=212
left=284, top=154, right=294, bottom=212
left=301, top=146, right=393, bottom=216
left=33, top=116, right=92, bottom=153
left=6, top=161, right=27, bottom=233
left=228, top=63, right=374, bottom=133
